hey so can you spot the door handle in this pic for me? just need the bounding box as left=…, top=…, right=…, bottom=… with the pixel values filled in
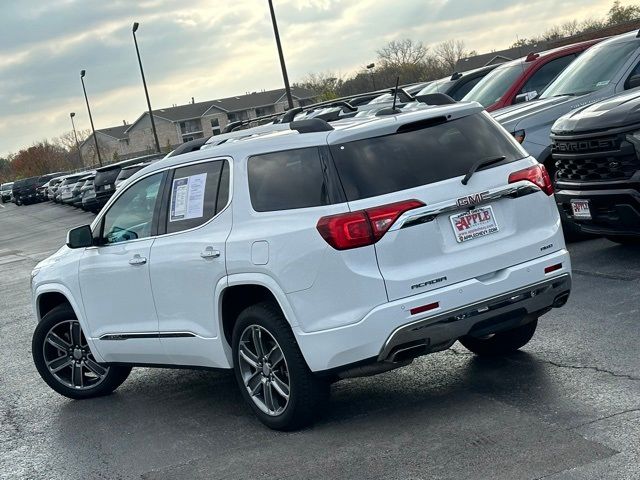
left=200, top=247, right=221, bottom=259
left=129, top=254, right=147, bottom=266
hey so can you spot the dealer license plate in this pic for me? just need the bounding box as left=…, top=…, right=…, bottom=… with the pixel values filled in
left=450, top=206, right=499, bottom=243
left=570, top=200, right=591, bottom=220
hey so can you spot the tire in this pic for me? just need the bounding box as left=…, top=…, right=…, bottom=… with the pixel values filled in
left=606, top=235, right=640, bottom=245
left=32, top=304, right=131, bottom=400
left=459, top=319, right=538, bottom=357
left=232, top=302, right=329, bottom=431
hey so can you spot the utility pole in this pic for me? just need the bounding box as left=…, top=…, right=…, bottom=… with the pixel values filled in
left=267, top=0, right=294, bottom=110
left=80, top=70, right=103, bottom=166
left=132, top=22, right=161, bottom=153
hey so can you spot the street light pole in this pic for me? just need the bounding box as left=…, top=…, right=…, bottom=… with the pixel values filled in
left=366, top=63, right=377, bottom=90
left=132, top=22, right=161, bottom=154
left=267, top=0, right=294, bottom=110
left=69, top=112, right=84, bottom=167
left=80, top=70, right=103, bottom=166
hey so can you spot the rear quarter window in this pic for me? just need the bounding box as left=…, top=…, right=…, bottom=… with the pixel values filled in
left=330, top=112, right=525, bottom=201
left=248, top=147, right=343, bottom=212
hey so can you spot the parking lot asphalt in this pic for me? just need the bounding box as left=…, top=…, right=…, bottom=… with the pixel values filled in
left=0, top=200, right=638, bottom=480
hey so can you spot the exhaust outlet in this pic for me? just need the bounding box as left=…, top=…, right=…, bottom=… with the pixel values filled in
left=553, top=292, right=570, bottom=308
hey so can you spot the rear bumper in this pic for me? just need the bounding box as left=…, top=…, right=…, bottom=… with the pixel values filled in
left=295, top=249, right=571, bottom=372
left=556, top=184, right=640, bottom=236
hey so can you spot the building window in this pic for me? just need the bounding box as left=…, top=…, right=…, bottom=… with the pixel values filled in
left=228, top=110, right=249, bottom=123
left=210, top=118, right=221, bottom=136
left=179, top=119, right=202, bottom=135
left=255, top=105, right=276, bottom=117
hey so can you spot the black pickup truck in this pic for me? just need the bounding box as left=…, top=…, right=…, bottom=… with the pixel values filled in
left=551, top=90, right=640, bottom=244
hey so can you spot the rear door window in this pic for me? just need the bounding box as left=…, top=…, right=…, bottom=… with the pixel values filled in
left=329, top=113, right=525, bottom=201
left=165, top=160, right=229, bottom=234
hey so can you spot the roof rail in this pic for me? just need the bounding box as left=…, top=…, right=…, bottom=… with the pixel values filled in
left=450, top=72, right=463, bottom=81
left=290, top=119, right=334, bottom=133
left=414, top=93, right=456, bottom=105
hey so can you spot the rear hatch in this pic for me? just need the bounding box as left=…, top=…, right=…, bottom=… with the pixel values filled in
left=329, top=111, right=563, bottom=301
left=94, top=166, right=122, bottom=197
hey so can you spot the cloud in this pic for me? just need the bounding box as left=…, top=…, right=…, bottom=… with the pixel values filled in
left=0, top=0, right=628, bottom=155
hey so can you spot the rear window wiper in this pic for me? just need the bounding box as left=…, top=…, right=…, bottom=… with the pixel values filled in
left=461, top=155, right=506, bottom=185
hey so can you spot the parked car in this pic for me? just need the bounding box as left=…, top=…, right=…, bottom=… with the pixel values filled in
left=94, top=155, right=164, bottom=211
left=12, top=177, right=39, bottom=205
left=415, top=64, right=498, bottom=101
left=551, top=89, right=640, bottom=244
left=114, top=163, right=153, bottom=189
left=58, top=174, right=87, bottom=204
left=1, top=182, right=13, bottom=203
left=37, top=181, right=51, bottom=202
left=71, top=174, right=95, bottom=207
left=47, top=177, right=65, bottom=202
left=463, top=39, right=604, bottom=112
left=81, top=180, right=98, bottom=213
left=31, top=101, right=571, bottom=430
left=492, top=30, right=640, bottom=236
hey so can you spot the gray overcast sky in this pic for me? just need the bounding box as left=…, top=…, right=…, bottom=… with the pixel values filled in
left=0, top=0, right=631, bottom=155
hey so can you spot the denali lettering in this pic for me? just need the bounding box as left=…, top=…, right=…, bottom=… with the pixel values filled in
left=457, top=191, right=489, bottom=207
left=411, top=276, right=447, bottom=290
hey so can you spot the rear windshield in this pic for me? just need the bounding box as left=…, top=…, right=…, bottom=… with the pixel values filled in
left=95, top=168, right=122, bottom=187
left=330, top=112, right=525, bottom=201
left=116, top=166, right=144, bottom=182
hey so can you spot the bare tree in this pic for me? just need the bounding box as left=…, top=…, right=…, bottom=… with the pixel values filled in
left=294, top=71, right=345, bottom=101
left=434, top=40, right=474, bottom=73
left=377, top=39, right=428, bottom=68
left=607, top=0, right=640, bottom=24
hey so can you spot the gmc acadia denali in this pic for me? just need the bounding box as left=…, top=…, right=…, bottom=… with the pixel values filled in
left=552, top=89, right=640, bottom=243
left=30, top=103, right=571, bottom=430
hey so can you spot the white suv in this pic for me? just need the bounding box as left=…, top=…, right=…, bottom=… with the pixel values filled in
left=31, top=102, right=571, bottom=430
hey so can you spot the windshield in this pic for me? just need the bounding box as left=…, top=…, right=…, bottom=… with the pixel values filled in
left=417, top=79, right=451, bottom=95
left=541, top=41, right=639, bottom=98
left=463, top=64, right=524, bottom=107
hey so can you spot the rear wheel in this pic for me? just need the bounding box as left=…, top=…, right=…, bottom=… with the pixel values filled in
left=459, top=319, right=538, bottom=356
left=232, top=302, right=329, bottom=430
left=32, top=304, right=131, bottom=399
left=606, top=235, right=640, bottom=245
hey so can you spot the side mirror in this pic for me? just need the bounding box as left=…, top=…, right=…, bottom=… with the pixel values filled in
left=514, top=90, right=538, bottom=104
left=627, top=74, right=640, bottom=90
left=67, top=225, right=93, bottom=249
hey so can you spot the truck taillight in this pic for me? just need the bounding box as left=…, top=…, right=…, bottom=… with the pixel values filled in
left=317, top=199, right=425, bottom=250
left=508, top=164, right=554, bottom=196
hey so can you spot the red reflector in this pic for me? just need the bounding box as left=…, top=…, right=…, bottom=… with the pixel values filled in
left=410, top=302, right=440, bottom=315
left=508, top=164, right=554, bottom=196
left=544, top=263, right=562, bottom=274
left=317, top=199, right=425, bottom=250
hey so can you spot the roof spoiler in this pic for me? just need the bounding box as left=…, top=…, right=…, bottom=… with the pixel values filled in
left=414, top=93, right=456, bottom=105
left=290, top=119, right=334, bottom=133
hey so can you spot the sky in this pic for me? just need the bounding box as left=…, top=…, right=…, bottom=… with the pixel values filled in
left=0, top=0, right=633, bottom=156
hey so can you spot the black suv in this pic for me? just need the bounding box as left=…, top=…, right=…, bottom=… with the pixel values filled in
left=551, top=89, right=640, bottom=244
left=94, top=155, right=164, bottom=211
left=12, top=177, right=38, bottom=205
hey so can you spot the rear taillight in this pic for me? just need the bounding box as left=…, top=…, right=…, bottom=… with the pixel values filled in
left=508, top=164, right=554, bottom=196
left=317, top=199, right=425, bottom=250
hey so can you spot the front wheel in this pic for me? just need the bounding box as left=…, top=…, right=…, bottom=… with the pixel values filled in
left=459, top=319, right=538, bottom=356
left=232, top=302, right=329, bottom=431
left=32, top=304, right=131, bottom=399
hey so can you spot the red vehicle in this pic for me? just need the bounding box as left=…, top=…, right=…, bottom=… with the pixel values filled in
left=463, top=39, right=605, bottom=112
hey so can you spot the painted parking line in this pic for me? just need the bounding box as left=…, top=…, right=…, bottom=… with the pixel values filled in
left=0, top=203, right=5, bottom=208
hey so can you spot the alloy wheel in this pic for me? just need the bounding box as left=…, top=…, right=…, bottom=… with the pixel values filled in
left=238, top=325, right=290, bottom=416
left=42, top=319, right=109, bottom=390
